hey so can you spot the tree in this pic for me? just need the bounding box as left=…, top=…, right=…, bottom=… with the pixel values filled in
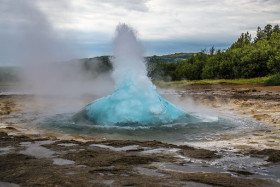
left=147, top=24, right=280, bottom=81
left=231, top=32, right=251, bottom=49
left=267, top=32, right=280, bottom=74
left=273, top=24, right=280, bottom=34
left=254, top=26, right=265, bottom=43
left=210, top=46, right=215, bottom=55
left=264, top=24, right=273, bottom=40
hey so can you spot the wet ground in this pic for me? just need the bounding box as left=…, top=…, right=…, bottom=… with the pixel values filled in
left=161, top=84, right=280, bottom=150
left=0, top=84, right=280, bottom=186
left=0, top=130, right=279, bottom=186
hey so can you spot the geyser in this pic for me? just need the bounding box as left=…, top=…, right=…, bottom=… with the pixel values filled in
left=75, top=24, right=190, bottom=126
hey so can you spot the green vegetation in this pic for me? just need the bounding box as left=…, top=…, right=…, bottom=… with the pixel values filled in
left=146, top=53, right=194, bottom=81
left=146, top=53, right=194, bottom=63
left=81, top=56, right=113, bottom=78
left=80, top=53, right=193, bottom=79
left=265, top=73, right=280, bottom=86
left=154, top=76, right=271, bottom=87
left=149, top=24, right=280, bottom=82
left=1, top=25, right=279, bottom=88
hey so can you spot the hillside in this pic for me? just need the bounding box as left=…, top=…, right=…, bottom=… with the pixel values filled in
left=145, top=53, right=194, bottom=63
left=149, top=24, right=280, bottom=81
left=0, top=53, right=194, bottom=83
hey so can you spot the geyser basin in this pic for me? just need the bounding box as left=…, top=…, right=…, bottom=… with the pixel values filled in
left=39, top=109, right=259, bottom=143
left=75, top=24, right=191, bottom=126
left=81, top=84, right=193, bottom=126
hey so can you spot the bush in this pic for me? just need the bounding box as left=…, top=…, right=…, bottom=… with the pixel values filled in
left=265, top=73, right=280, bottom=86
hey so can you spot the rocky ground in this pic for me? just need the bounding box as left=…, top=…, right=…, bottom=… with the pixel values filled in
left=0, top=129, right=279, bottom=187
left=165, top=84, right=280, bottom=150
left=176, top=84, right=280, bottom=125
left=0, top=84, right=280, bottom=186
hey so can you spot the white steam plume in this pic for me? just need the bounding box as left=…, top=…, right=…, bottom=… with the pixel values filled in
left=0, top=0, right=114, bottom=101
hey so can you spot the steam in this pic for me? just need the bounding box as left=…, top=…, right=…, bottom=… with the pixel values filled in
left=0, top=0, right=114, bottom=100
left=77, top=24, right=190, bottom=126
left=112, top=24, right=148, bottom=89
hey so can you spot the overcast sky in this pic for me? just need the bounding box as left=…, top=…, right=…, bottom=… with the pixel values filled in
left=0, top=0, right=280, bottom=65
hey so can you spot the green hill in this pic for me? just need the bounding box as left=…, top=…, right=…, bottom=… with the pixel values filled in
left=145, top=53, right=194, bottom=63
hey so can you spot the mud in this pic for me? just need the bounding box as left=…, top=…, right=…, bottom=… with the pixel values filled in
left=175, top=84, right=280, bottom=124
left=161, top=84, right=280, bottom=151
left=0, top=131, right=279, bottom=187
left=0, top=95, right=18, bottom=115
left=249, top=149, right=280, bottom=163
left=0, top=85, right=280, bottom=186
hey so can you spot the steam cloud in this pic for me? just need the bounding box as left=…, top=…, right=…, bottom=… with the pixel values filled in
left=0, top=0, right=114, bottom=100
left=76, top=24, right=190, bottom=126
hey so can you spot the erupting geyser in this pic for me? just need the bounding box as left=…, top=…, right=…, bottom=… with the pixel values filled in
left=75, top=24, right=190, bottom=126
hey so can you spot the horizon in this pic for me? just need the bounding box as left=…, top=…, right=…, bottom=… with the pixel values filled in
left=0, top=52, right=196, bottom=67
left=0, top=0, right=279, bottom=66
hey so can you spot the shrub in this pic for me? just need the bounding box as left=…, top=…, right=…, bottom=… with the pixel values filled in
left=265, top=73, right=280, bottom=86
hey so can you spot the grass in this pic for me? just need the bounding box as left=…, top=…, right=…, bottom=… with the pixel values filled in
left=153, top=76, right=271, bottom=87
left=265, top=73, right=280, bottom=86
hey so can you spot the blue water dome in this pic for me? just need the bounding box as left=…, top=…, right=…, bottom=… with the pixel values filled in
left=84, top=82, right=187, bottom=126
left=75, top=24, right=189, bottom=126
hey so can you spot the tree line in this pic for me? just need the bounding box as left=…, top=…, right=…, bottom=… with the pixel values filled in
left=148, top=24, right=280, bottom=81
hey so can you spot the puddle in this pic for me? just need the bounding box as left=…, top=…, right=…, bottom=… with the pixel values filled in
left=0, top=146, right=14, bottom=155
left=19, top=140, right=56, bottom=158
left=135, top=167, right=165, bottom=177
left=65, top=171, right=77, bottom=175
left=52, top=158, right=75, bottom=165
left=266, top=165, right=280, bottom=179
left=208, top=155, right=273, bottom=178
left=57, top=143, right=78, bottom=147
left=76, top=165, right=87, bottom=168
left=157, top=162, right=223, bottom=173
left=90, top=144, right=139, bottom=151
left=159, top=149, right=280, bottom=180
left=184, top=181, right=213, bottom=187
left=0, top=182, right=20, bottom=187
left=210, top=155, right=266, bottom=169
left=88, top=179, right=114, bottom=185
left=140, top=148, right=179, bottom=155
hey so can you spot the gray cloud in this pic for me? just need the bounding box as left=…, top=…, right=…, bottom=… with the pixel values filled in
left=1, top=0, right=280, bottom=61
left=102, top=0, right=150, bottom=12
left=0, top=0, right=76, bottom=64
left=0, top=0, right=114, bottom=100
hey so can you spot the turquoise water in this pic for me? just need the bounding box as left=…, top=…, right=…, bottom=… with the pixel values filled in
left=39, top=111, right=239, bottom=142
left=75, top=24, right=193, bottom=127
left=33, top=24, right=262, bottom=142
left=75, top=83, right=196, bottom=126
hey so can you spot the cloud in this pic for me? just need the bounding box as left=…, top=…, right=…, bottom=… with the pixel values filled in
left=64, top=0, right=280, bottom=41
left=0, top=0, right=280, bottom=61
left=0, top=0, right=81, bottom=65
left=102, top=0, right=150, bottom=12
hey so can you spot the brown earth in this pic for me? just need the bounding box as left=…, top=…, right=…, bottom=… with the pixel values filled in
left=0, top=131, right=279, bottom=187
left=184, top=84, right=280, bottom=124
left=166, top=84, right=280, bottom=151
left=0, top=85, right=280, bottom=186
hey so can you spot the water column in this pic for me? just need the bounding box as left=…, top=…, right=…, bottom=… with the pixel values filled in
left=78, top=24, right=188, bottom=126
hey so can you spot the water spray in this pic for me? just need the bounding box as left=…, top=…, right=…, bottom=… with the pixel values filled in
left=75, top=24, right=191, bottom=126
